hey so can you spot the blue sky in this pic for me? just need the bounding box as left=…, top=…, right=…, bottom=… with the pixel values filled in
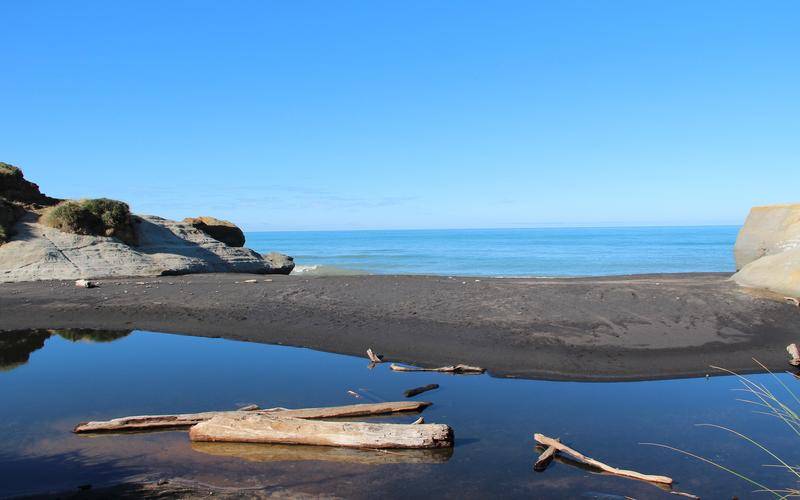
left=1, top=1, right=797, bottom=231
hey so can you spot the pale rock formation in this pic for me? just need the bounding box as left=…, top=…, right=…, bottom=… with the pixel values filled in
left=732, top=204, right=800, bottom=297
left=734, top=204, right=800, bottom=269
left=0, top=213, right=276, bottom=282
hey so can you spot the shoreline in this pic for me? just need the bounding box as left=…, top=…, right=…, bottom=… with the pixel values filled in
left=2, top=272, right=798, bottom=382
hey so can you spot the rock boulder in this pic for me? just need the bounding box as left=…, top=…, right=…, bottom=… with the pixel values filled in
left=183, top=216, right=246, bottom=247
left=264, top=252, right=295, bottom=275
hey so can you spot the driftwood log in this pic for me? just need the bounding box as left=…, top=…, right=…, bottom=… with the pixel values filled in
left=533, top=434, right=673, bottom=485
left=404, top=384, right=439, bottom=398
left=788, top=343, right=800, bottom=366
left=366, top=348, right=383, bottom=363
left=189, top=413, right=454, bottom=449
left=74, top=401, right=432, bottom=433
left=390, top=363, right=485, bottom=374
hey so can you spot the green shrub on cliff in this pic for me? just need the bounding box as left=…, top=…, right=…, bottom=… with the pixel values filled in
left=0, top=162, right=22, bottom=178
left=42, top=198, right=137, bottom=245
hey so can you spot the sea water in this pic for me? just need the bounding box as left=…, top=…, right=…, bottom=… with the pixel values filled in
left=246, top=226, right=739, bottom=276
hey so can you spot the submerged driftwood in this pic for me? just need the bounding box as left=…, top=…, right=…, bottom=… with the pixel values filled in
left=533, top=433, right=673, bottom=485
left=404, top=384, right=439, bottom=398
left=73, top=401, right=432, bottom=433
left=390, top=363, right=485, bottom=374
left=190, top=412, right=454, bottom=449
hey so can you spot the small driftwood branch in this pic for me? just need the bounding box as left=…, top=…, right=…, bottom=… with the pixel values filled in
left=788, top=344, right=800, bottom=366
left=411, top=417, right=425, bottom=425
left=533, top=433, right=673, bottom=485
left=404, top=384, right=439, bottom=398
left=189, top=413, right=454, bottom=449
left=534, top=437, right=559, bottom=471
left=390, top=363, right=485, bottom=374
left=73, top=401, right=432, bottom=433
left=785, top=297, right=800, bottom=307
left=366, top=348, right=384, bottom=363
left=237, top=404, right=260, bottom=411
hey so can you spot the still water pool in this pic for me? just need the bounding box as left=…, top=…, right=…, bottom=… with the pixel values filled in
left=0, top=330, right=797, bottom=498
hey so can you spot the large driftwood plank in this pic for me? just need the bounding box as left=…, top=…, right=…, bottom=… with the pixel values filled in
left=534, top=433, right=673, bottom=485
left=189, top=413, right=454, bottom=449
left=389, top=363, right=485, bottom=374
left=73, top=401, right=432, bottom=433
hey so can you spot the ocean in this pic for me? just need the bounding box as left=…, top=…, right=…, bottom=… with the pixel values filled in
left=246, top=226, right=740, bottom=277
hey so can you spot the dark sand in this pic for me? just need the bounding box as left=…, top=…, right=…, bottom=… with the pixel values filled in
left=1, top=273, right=798, bottom=381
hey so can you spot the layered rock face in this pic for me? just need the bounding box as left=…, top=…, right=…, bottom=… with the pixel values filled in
left=183, top=216, right=246, bottom=247
left=0, top=213, right=280, bottom=282
left=733, top=204, right=800, bottom=297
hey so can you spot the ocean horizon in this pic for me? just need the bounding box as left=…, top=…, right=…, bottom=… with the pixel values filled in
left=246, top=225, right=740, bottom=277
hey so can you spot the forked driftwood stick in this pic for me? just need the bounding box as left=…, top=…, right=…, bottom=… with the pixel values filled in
left=534, top=437, right=560, bottom=471
left=74, top=401, right=432, bottom=433
left=390, top=363, right=485, bottom=374
left=366, top=348, right=384, bottom=363
left=189, top=413, right=454, bottom=449
left=788, top=344, right=800, bottom=366
left=533, top=434, right=673, bottom=485
left=404, top=384, right=439, bottom=398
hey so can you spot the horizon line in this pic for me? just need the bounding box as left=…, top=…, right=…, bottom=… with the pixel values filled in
left=242, top=223, right=742, bottom=234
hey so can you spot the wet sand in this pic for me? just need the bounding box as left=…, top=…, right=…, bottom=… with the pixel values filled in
left=1, top=273, right=798, bottom=380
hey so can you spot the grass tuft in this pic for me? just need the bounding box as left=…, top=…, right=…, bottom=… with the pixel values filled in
left=42, top=198, right=137, bottom=245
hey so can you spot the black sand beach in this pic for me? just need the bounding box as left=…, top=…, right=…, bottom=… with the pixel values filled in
left=2, top=273, right=797, bottom=381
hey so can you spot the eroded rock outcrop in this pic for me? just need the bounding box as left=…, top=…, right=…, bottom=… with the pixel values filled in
left=183, top=216, right=245, bottom=247
left=0, top=213, right=279, bottom=282
left=733, top=204, right=800, bottom=297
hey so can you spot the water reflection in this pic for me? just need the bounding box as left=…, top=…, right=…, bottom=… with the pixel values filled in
left=0, top=329, right=130, bottom=371
left=0, top=329, right=795, bottom=498
left=192, top=442, right=453, bottom=465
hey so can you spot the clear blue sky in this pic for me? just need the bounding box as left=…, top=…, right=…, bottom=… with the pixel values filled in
left=1, top=1, right=797, bottom=231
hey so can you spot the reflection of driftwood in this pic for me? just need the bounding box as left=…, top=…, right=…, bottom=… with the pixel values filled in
left=366, top=349, right=383, bottom=363
left=542, top=448, right=698, bottom=498
left=404, top=384, right=439, bottom=398
left=534, top=438, right=559, bottom=471
left=191, top=441, right=453, bottom=464
left=390, top=363, right=485, bottom=374
left=533, top=434, right=673, bottom=485
left=190, top=413, right=454, bottom=449
left=74, top=401, right=432, bottom=433
left=788, top=344, right=800, bottom=366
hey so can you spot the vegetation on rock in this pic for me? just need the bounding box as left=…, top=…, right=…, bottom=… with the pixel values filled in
left=42, top=198, right=138, bottom=245
left=0, top=199, right=21, bottom=243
